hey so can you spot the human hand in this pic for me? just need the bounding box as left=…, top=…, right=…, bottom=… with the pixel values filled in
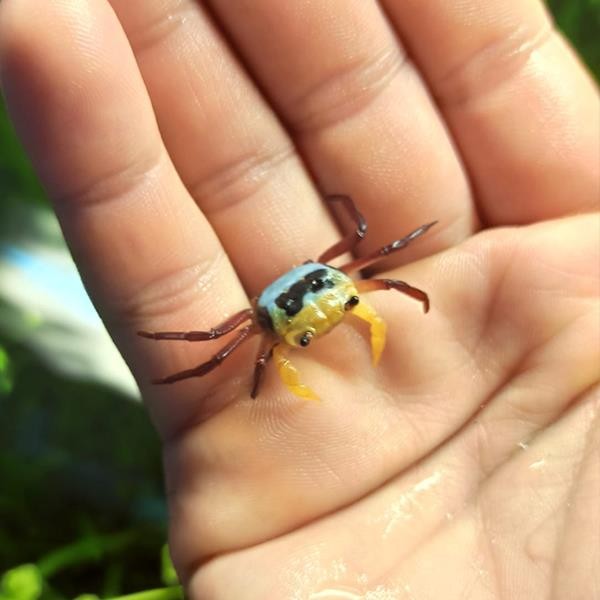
left=1, top=0, right=598, bottom=597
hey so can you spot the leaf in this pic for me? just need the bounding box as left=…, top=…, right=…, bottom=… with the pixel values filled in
left=0, top=564, right=43, bottom=600
left=160, top=546, right=179, bottom=586
left=0, top=346, right=13, bottom=396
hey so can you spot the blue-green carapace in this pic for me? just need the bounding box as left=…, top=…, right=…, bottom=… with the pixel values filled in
left=140, top=195, right=436, bottom=400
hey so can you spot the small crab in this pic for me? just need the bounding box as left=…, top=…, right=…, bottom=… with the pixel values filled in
left=139, top=195, right=436, bottom=400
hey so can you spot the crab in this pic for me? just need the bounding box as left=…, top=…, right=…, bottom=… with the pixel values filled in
left=139, top=195, right=436, bottom=400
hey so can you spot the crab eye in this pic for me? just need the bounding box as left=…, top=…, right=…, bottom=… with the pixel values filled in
left=345, top=295, right=360, bottom=310
left=298, top=332, right=313, bottom=347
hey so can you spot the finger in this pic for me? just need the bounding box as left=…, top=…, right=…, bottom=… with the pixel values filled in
left=107, top=0, right=341, bottom=294
left=0, top=0, right=247, bottom=435
left=202, top=0, right=477, bottom=269
left=381, top=0, right=600, bottom=224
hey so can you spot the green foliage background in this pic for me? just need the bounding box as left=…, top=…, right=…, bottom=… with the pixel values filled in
left=0, top=1, right=598, bottom=598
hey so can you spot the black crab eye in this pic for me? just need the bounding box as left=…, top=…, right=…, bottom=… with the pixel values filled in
left=345, top=295, right=360, bottom=310
left=299, top=332, right=312, bottom=347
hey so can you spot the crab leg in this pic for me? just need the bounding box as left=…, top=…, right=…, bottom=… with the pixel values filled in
left=273, top=345, right=319, bottom=402
left=318, top=195, right=367, bottom=263
left=355, top=279, right=430, bottom=313
left=340, top=221, right=437, bottom=274
left=138, top=308, right=253, bottom=341
left=251, top=336, right=276, bottom=399
left=152, top=325, right=256, bottom=384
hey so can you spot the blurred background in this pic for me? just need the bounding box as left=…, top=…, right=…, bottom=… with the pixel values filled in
left=0, top=2, right=598, bottom=598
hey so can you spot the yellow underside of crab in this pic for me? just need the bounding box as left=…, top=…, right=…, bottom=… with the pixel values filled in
left=274, top=297, right=387, bottom=401
left=272, top=279, right=359, bottom=346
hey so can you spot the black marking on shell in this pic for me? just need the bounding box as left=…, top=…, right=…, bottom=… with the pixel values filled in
left=256, top=305, right=274, bottom=331
left=275, top=268, right=335, bottom=317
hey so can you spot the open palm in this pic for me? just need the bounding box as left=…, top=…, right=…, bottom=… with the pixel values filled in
left=1, top=0, right=598, bottom=598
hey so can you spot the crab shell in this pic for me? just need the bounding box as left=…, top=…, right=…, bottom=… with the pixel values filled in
left=256, top=263, right=359, bottom=348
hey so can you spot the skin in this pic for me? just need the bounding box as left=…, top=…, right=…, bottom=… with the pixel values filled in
left=0, top=0, right=598, bottom=597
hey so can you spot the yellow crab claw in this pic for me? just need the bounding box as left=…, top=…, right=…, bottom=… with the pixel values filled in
left=273, top=345, right=319, bottom=402
left=350, top=298, right=387, bottom=365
